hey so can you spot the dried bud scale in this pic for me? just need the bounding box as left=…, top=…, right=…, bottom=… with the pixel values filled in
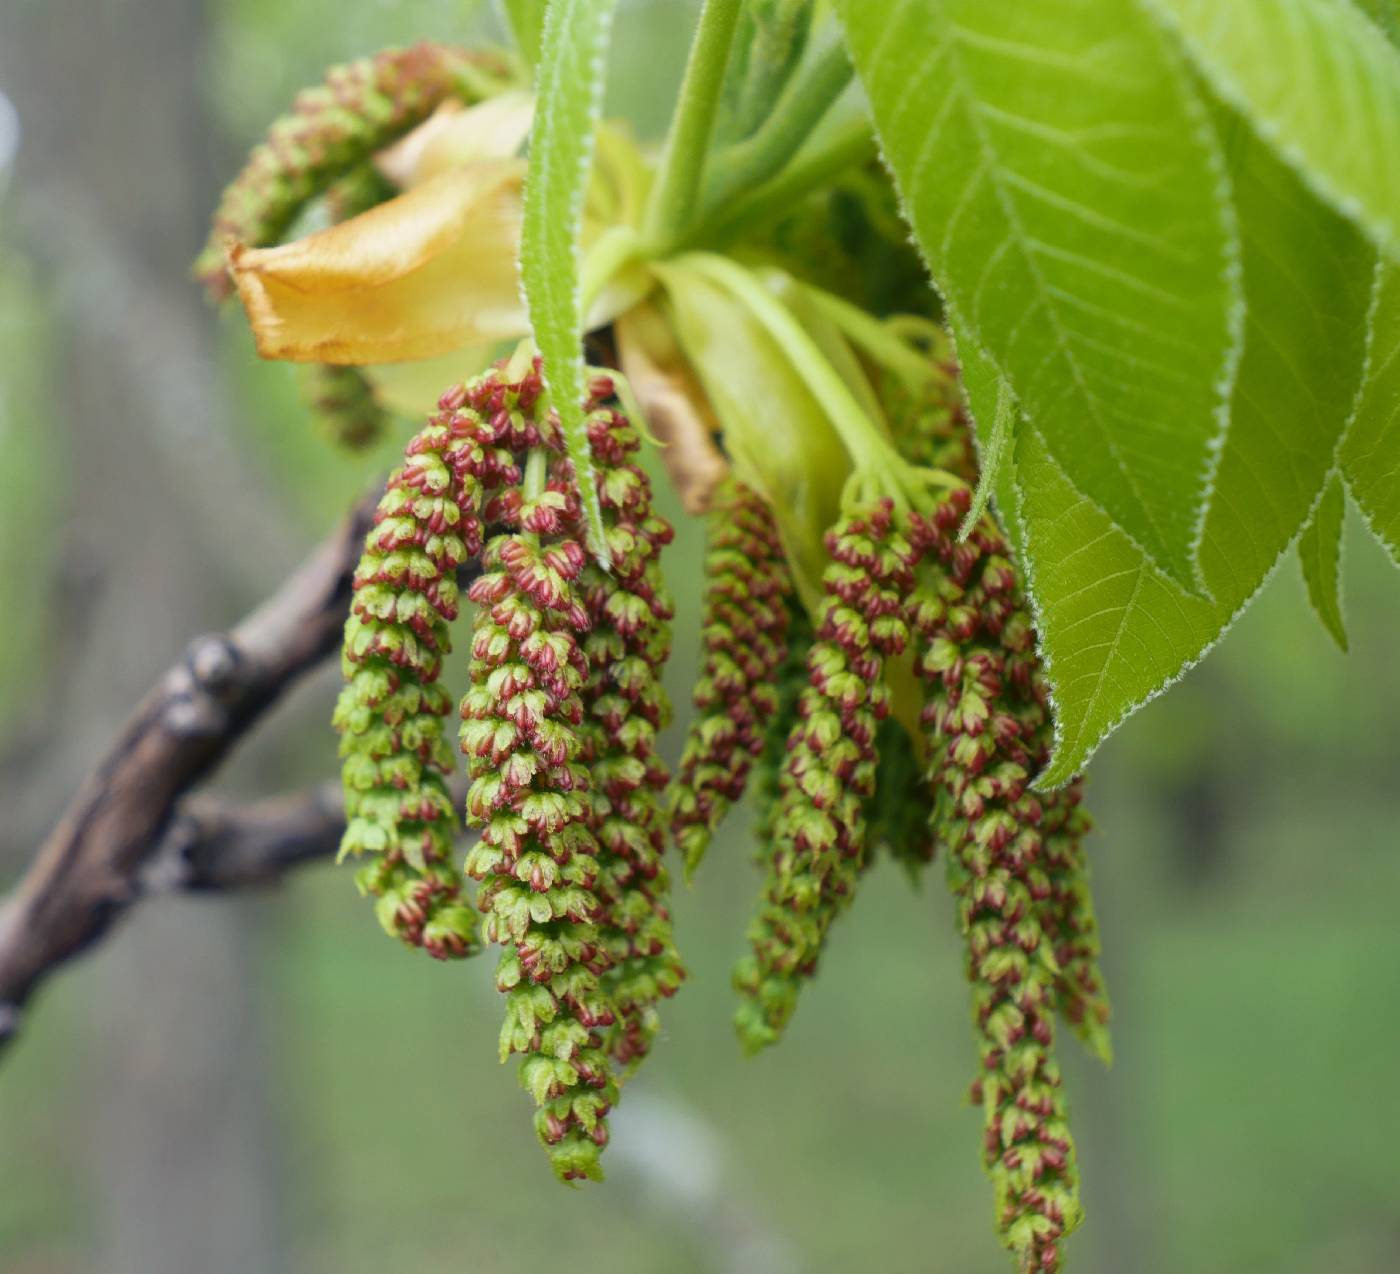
left=194, top=43, right=508, bottom=297
left=576, top=395, right=685, bottom=1070
left=908, top=488, right=1085, bottom=1273
left=298, top=166, right=401, bottom=452
left=670, top=479, right=793, bottom=878
left=734, top=500, right=917, bottom=1052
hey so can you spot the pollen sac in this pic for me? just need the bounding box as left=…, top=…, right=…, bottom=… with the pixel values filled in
left=907, top=487, right=1104, bottom=1274
left=670, top=479, right=793, bottom=878
left=734, top=499, right=917, bottom=1052
left=195, top=42, right=509, bottom=297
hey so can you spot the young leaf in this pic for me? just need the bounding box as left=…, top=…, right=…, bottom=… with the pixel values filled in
left=994, top=106, right=1374, bottom=786
left=1296, top=474, right=1349, bottom=652
left=1340, top=262, right=1400, bottom=566
left=519, top=0, right=618, bottom=564
left=1145, top=0, right=1400, bottom=261
left=837, top=0, right=1241, bottom=589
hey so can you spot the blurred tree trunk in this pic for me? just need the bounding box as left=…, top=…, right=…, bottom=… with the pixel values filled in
left=0, top=2, right=285, bottom=1271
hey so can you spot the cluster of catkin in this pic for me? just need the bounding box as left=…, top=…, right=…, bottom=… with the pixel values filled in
left=334, top=358, right=683, bottom=1182
left=670, top=361, right=1107, bottom=1274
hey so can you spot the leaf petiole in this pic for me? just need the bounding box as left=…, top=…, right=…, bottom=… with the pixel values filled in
left=677, top=252, right=961, bottom=513
left=643, top=0, right=743, bottom=250
left=702, top=31, right=854, bottom=214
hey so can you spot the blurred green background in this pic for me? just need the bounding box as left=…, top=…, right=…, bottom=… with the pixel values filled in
left=1, top=2, right=1399, bottom=1272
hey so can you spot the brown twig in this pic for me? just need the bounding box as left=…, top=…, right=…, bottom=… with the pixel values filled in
left=146, top=782, right=347, bottom=894
left=0, top=490, right=381, bottom=1051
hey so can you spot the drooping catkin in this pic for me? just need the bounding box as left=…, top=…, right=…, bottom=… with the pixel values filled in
left=883, top=335, right=1111, bottom=1062
left=332, top=411, right=481, bottom=960
left=577, top=393, right=685, bottom=1069
left=194, top=43, right=507, bottom=297
left=670, top=479, right=792, bottom=878
left=908, top=488, right=1084, bottom=1274
left=749, top=596, right=815, bottom=851
left=733, top=499, right=916, bottom=1052
left=301, top=363, right=391, bottom=452
left=462, top=515, right=620, bottom=1183
left=865, top=715, right=939, bottom=885
left=1036, top=782, right=1110, bottom=1063
left=882, top=329, right=979, bottom=484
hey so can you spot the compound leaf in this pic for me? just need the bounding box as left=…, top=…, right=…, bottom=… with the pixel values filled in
left=839, top=0, right=1242, bottom=589
left=1146, top=0, right=1400, bottom=262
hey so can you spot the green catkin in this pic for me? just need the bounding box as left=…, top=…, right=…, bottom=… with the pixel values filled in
left=908, top=487, right=1084, bottom=1274
left=577, top=393, right=686, bottom=1069
left=882, top=329, right=979, bottom=484
left=733, top=499, right=916, bottom=1052
left=447, top=368, right=619, bottom=1184
left=194, top=42, right=508, bottom=297
left=462, top=519, right=619, bottom=1184
left=322, top=161, right=400, bottom=224
left=865, top=716, right=938, bottom=886
left=1037, top=782, right=1111, bottom=1063
left=670, top=479, right=793, bottom=878
left=332, top=411, right=481, bottom=960
left=300, top=363, right=391, bottom=452
left=882, top=335, right=1112, bottom=1061
left=750, top=596, right=816, bottom=852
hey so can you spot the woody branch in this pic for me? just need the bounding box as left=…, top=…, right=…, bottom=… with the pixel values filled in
left=0, top=489, right=383, bottom=1054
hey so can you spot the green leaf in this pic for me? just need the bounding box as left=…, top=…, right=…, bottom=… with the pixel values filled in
left=1340, top=261, right=1400, bottom=565
left=501, top=0, right=550, bottom=70
left=1296, top=474, right=1349, bottom=652
left=959, top=353, right=1014, bottom=540
left=1001, top=104, right=1374, bottom=786
left=1145, top=0, right=1400, bottom=261
left=519, top=0, right=617, bottom=565
left=1356, top=0, right=1400, bottom=47
left=838, top=0, right=1241, bottom=588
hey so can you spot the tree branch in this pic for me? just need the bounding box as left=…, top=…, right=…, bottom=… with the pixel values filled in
left=148, top=782, right=346, bottom=893
left=0, top=490, right=380, bottom=1052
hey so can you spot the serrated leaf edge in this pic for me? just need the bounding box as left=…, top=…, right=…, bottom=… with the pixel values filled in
left=520, top=0, right=618, bottom=568
left=1139, top=0, right=1400, bottom=261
